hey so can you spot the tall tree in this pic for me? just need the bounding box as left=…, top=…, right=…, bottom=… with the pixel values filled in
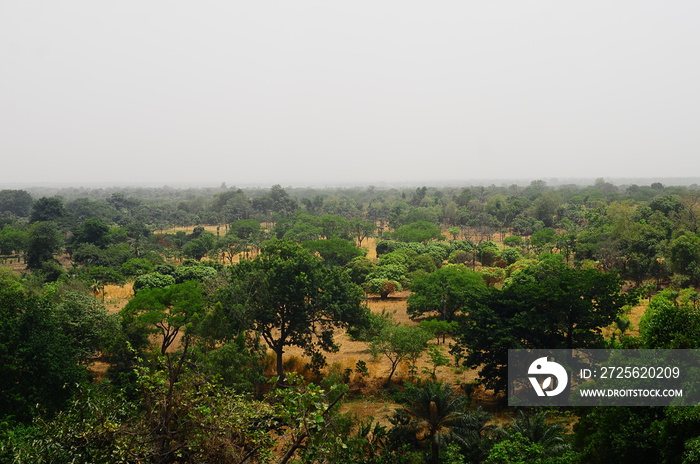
left=29, top=196, right=66, bottom=223
left=457, top=257, right=629, bottom=392
left=390, top=381, right=491, bottom=464
left=407, top=265, right=488, bottom=322
left=25, top=221, right=64, bottom=270
left=224, top=241, right=367, bottom=384
left=0, top=189, right=33, bottom=217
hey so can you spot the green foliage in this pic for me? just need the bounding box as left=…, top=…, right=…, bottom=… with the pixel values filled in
left=419, top=319, right=458, bottom=344
left=496, top=410, right=571, bottom=458
left=477, top=240, right=500, bottom=266
left=224, top=240, right=367, bottom=383
left=122, top=280, right=206, bottom=355
left=364, top=278, right=403, bottom=299
left=72, top=217, right=111, bottom=249
left=0, top=189, right=33, bottom=217
left=29, top=197, right=66, bottom=223
left=0, top=225, right=28, bottom=255
left=228, top=218, right=262, bottom=241
left=669, top=233, right=700, bottom=283
left=503, top=235, right=523, bottom=247
left=0, top=286, right=86, bottom=423
left=26, top=221, right=63, bottom=269
left=392, top=221, right=444, bottom=243
left=639, top=288, right=700, bottom=348
left=500, top=247, right=521, bottom=264
left=345, top=256, right=376, bottom=285
left=407, top=265, right=487, bottom=322
left=52, top=291, right=119, bottom=363
left=389, top=381, right=492, bottom=464
left=302, top=238, right=365, bottom=266
left=119, top=257, right=155, bottom=277
left=367, top=263, right=409, bottom=286
left=369, top=324, right=432, bottom=383
left=458, top=258, right=629, bottom=392
left=485, top=432, right=577, bottom=464
left=173, top=263, right=219, bottom=283
left=132, top=272, right=176, bottom=293
left=199, top=334, right=267, bottom=393
left=347, top=308, right=394, bottom=341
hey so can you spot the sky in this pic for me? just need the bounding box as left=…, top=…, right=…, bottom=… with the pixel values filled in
left=2, top=1, right=700, bottom=187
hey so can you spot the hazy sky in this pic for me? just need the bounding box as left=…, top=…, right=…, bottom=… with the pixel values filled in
left=2, top=1, right=699, bottom=186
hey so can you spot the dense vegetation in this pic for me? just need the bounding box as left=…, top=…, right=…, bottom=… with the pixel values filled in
left=2, top=179, right=700, bottom=463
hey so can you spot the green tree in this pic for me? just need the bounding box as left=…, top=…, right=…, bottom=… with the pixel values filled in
left=52, top=291, right=119, bottom=363
left=0, top=189, right=33, bottom=217
left=407, top=265, right=487, bottom=322
left=122, top=280, right=206, bottom=356
left=389, top=382, right=491, bottom=464
left=363, top=278, right=403, bottom=299
left=302, top=238, right=365, bottom=266
left=132, top=272, right=176, bottom=293
left=457, top=257, right=629, bottom=392
left=0, top=226, right=28, bottom=256
left=350, top=219, right=376, bottom=247
left=392, top=221, right=444, bottom=243
left=369, top=324, right=432, bottom=384
left=224, top=241, right=367, bottom=384
left=72, top=217, right=111, bottom=249
left=639, top=288, right=700, bottom=348
left=669, top=233, right=700, bottom=283
left=496, top=410, right=571, bottom=457
left=25, top=221, right=64, bottom=270
left=0, top=274, right=85, bottom=423
left=319, top=214, right=349, bottom=239
left=29, top=196, right=66, bottom=223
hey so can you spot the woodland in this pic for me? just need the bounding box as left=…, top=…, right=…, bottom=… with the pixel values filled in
left=2, top=179, right=700, bottom=463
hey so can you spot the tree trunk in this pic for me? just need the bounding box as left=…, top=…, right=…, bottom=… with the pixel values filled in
left=275, top=347, right=286, bottom=386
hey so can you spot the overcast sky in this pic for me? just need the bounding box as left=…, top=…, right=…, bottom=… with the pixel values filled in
left=2, top=1, right=699, bottom=187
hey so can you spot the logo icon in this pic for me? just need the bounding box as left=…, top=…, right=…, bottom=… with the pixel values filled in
left=528, top=357, right=568, bottom=397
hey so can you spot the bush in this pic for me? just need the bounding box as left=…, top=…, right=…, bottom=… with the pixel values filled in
left=132, top=272, right=176, bottom=293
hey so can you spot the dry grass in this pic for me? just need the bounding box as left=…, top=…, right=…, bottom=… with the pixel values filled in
left=100, top=282, right=134, bottom=314
left=155, top=225, right=223, bottom=235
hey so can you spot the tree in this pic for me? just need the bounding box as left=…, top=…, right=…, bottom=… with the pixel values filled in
left=669, top=233, right=700, bottom=284
left=407, top=265, right=488, bottom=322
left=392, top=221, right=444, bottom=243
left=229, top=218, right=262, bottom=242
left=225, top=241, right=367, bottom=384
left=457, top=257, right=629, bottom=392
left=72, top=217, right=111, bottom=249
left=302, top=238, right=365, bottom=266
left=0, top=274, right=85, bottom=423
left=132, top=272, right=176, bottom=293
left=389, top=381, right=491, bottom=464
left=363, top=278, right=403, bottom=299
left=0, top=226, right=28, bottom=256
left=639, top=288, right=700, bottom=348
left=369, top=324, right=432, bottom=384
left=319, top=214, right=349, bottom=239
left=29, top=196, right=66, bottom=223
left=350, top=219, right=376, bottom=247
left=52, top=291, right=119, bottom=363
left=0, top=189, right=33, bottom=217
left=25, top=221, right=64, bottom=270
left=495, top=410, right=571, bottom=457
left=122, top=280, right=206, bottom=356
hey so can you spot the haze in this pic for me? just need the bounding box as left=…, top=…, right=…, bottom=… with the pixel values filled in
left=2, top=2, right=699, bottom=187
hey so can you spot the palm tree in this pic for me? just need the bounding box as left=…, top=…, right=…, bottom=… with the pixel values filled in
left=389, top=381, right=491, bottom=464
left=497, top=409, right=570, bottom=456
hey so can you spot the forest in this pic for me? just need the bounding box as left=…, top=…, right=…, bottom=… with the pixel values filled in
left=2, top=179, right=700, bottom=464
